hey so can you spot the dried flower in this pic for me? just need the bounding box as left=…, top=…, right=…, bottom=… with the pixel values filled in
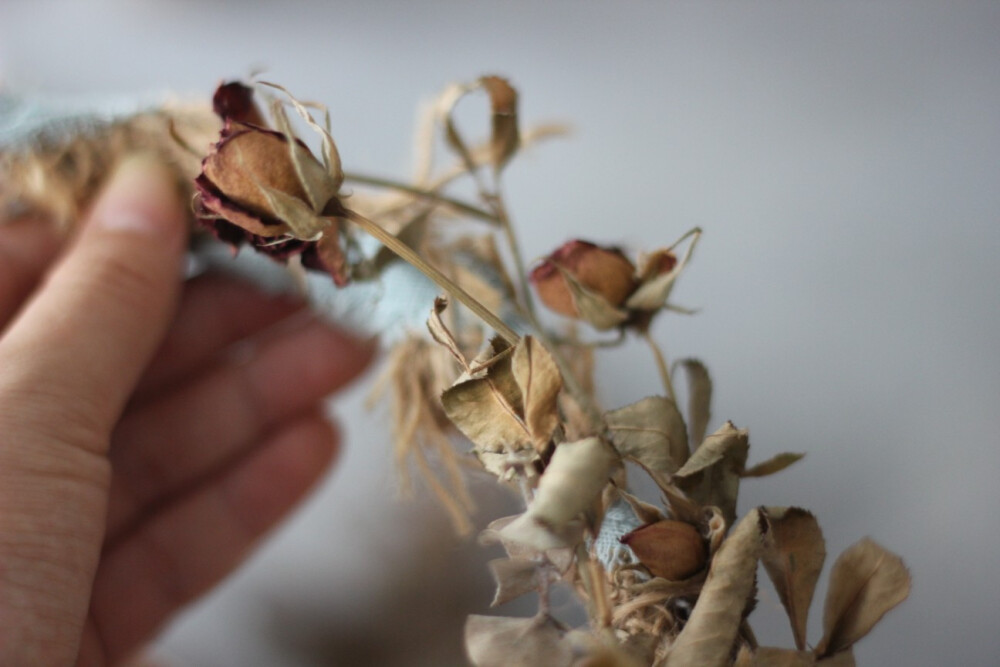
left=529, top=239, right=637, bottom=329
left=619, top=519, right=708, bottom=581
left=195, top=81, right=350, bottom=284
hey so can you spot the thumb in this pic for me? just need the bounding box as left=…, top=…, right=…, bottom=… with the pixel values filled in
left=0, top=154, right=188, bottom=448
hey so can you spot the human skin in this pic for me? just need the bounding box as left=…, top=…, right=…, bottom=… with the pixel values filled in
left=0, top=157, right=374, bottom=666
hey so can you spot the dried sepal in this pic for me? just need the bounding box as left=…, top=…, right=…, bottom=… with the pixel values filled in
left=743, top=452, right=805, bottom=478
left=604, top=395, right=689, bottom=476
left=673, top=421, right=749, bottom=526
left=465, top=614, right=572, bottom=667
left=760, top=507, right=826, bottom=650
left=678, top=358, right=712, bottom=448
left=815, top=538, right=911, bottom=658
left=512, top=336, right=563, bottom=451
left=668, top=508, right=768, bottom=667
left=624, top=227, right=701, bottom=313
left=488, top=557, right=541, bottom=607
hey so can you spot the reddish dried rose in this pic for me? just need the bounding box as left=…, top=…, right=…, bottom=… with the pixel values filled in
left=619, top=519, right=707, bottom=581
left=195, top=81, right=350, bottom=285
left=529, top=240, right=637, bottom=322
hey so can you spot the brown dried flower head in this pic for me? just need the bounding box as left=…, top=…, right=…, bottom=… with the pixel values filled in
left=529, top=240, right=637, bottom=323
left=195, top=81, right=350, bottom=284
left=619, top=519, right=708, bottom=581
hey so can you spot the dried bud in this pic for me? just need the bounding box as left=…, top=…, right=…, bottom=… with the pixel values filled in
left=530, top=240, right=637, bottom=319
left=195, top=82, right=349, bottom=284
left=619, top=519, right=707, bottom=581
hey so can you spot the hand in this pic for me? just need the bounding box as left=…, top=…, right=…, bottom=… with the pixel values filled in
left=0, top=157, right=373, bottom=665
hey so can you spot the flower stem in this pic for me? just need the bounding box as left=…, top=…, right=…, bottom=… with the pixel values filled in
left=343, top=171, right=498, bottom=224
left=344, top=209, right=520, bottom=345
left=642, top=329, right=677, bottom=404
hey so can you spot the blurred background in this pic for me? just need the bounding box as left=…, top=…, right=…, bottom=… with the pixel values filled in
left=2, top=1, right=998, bottom=665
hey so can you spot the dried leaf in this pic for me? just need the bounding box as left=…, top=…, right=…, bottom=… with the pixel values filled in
left=488, top=558, right=539, bottom=607
left=480, top=75, right=520, bottom=169
left=668, top=508, right=768, bottom=667
left=679, top=358, right=712, bottom=448
left=529, top=437, right=618, bottom=527
left=760, top=507, right=826, bottom=650
left=816, top=538, right=911, bottom=657
left=742, top=452, right=805, bottom=478
left=616, top=488, right=665, bottom=525
left=465, top=615, right=572, bottom=667
left=605, top=395, right=688, bottom=476
left=674, top=421, right=749, bottom=526
left=499, top=438, right=617, bottom=551
left=427, top=297, right=469, bottom=369
left=512, top=336, right=563, bottom=451
left=442, top=341, right=530, bottom=456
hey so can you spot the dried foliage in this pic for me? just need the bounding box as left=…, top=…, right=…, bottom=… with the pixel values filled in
left=0, top=74, right=911, bottom=666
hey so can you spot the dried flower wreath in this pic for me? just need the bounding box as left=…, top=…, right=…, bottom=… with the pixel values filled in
left=0, top=75, right=910, bottom=666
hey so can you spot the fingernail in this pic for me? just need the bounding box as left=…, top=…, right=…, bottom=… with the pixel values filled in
left=91, top=154, right=186, bottom=242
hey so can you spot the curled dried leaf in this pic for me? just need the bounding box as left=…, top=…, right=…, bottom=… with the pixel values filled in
left=674, top=421, right=749, bottom=526
left=512, top=336, right=563, bottom=452
left=816, top=538, right=911, bottom=657
left=500, top=438, right=618, bottom=551
left=760, top=507, right=826, bottom=650
left=668, top=508, right=768, bottom=667
left=442, top=338, right=530, bottom=458
left=480, top=75, right=520, bottom=170
left=678, top=358, right=712, bottom=449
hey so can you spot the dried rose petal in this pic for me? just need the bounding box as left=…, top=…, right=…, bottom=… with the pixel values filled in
left=529, top=240, right=637, bottom=318
left=620, top=519, right=708, bottom=580
left=212, top=81, right=266, bottom=126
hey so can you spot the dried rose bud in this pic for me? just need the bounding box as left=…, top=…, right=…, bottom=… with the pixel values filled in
left=195, top=82, right=349, bottom=284
left=619, top=519, right=707, bottom=581
left=529, top=240, right=637, bottom=318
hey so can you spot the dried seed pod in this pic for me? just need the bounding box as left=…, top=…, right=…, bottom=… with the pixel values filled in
left=530, top=239, right=637, bottom=318
left=619, top=519, right=708, bottom=581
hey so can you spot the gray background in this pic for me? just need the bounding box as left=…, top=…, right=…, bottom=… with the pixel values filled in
left=2, top=1, right=998, bottom=665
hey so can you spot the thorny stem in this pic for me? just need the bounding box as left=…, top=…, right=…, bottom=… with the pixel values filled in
left=343, top=171, right=498, bottom=224
left=642, top=329, right=677, bottom=404
left=344, top=209, right=520, bottom=345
